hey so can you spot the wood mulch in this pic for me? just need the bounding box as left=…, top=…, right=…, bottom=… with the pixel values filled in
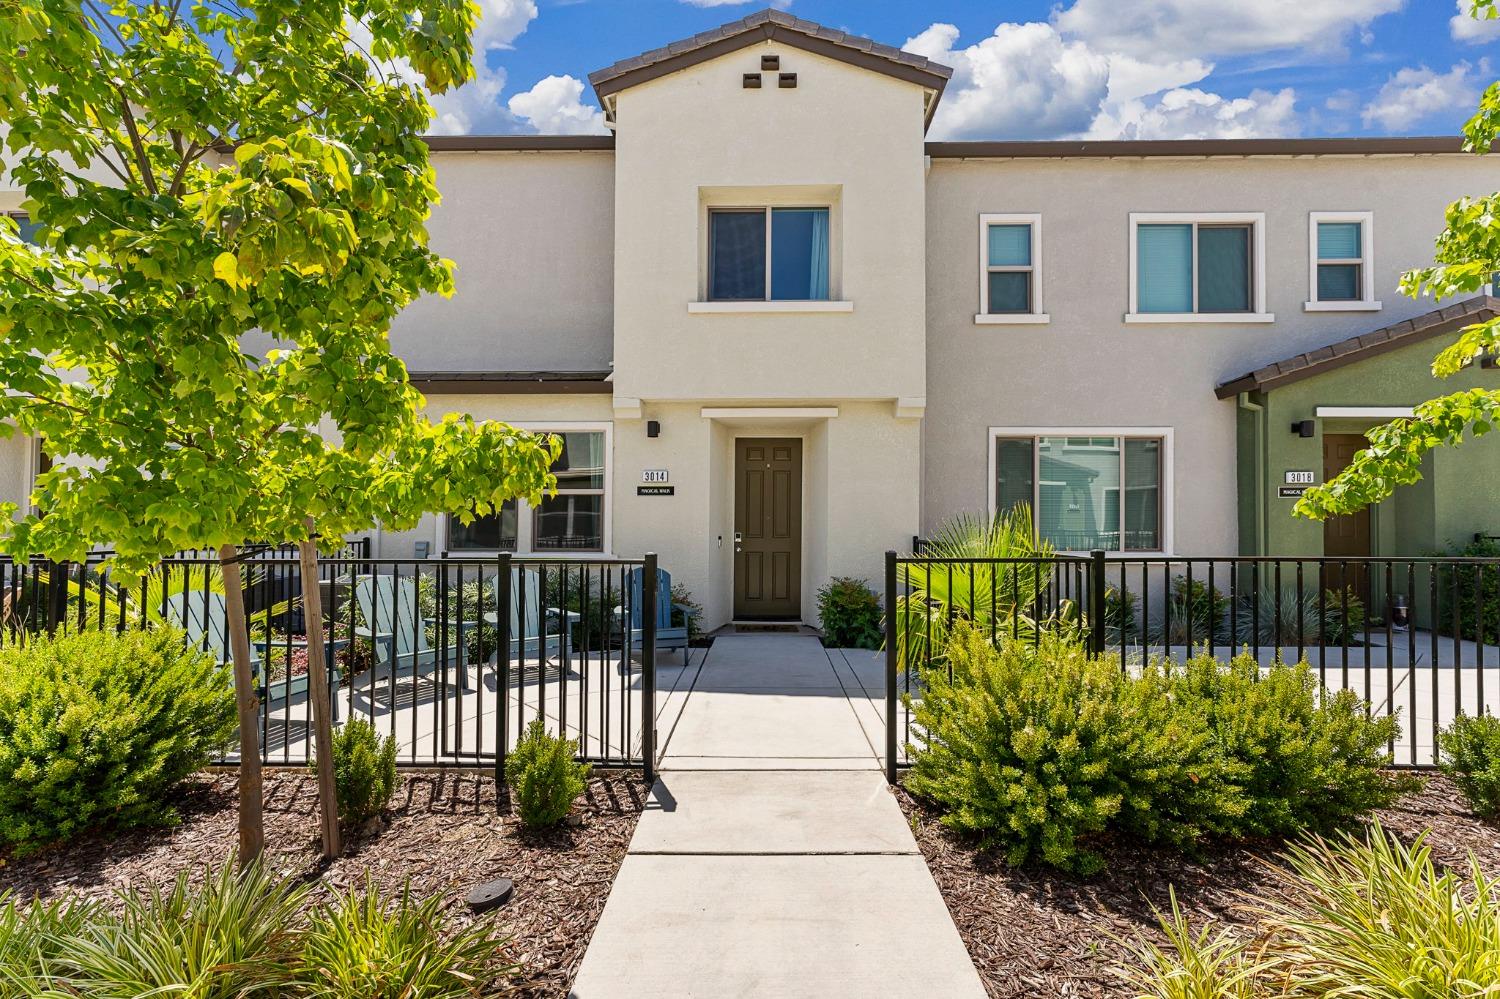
left=896, top=774, right=1500, bottom=999
left=0, top=769, right=649, bottom=998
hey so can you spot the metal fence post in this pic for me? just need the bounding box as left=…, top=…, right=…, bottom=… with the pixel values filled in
left=494, top=553, right=512, bottom=799
left=1089, top=549, right=1107, bottom=657
left=885, top=550, right=899, bottom=785
left=642, top=553, right=658, bottom=784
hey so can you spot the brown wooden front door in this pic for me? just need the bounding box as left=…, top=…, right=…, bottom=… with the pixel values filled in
left=734, top=438, right=802, bottom=620
left=1323, top=433, right=1372, bottom=597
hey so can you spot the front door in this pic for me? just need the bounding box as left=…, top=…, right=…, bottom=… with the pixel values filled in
left=1323, top=433, right=1372, bottom=598
left=734, top=438, right=802, bottom=620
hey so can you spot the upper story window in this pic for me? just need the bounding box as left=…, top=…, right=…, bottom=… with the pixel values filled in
left=1127, top=213, right=1272, bottom=324
left=992, top=430, right=1170, bottom=553
left=4, top=211, right=41, bottom=245
left=975, top=214, right=1047, bottom=325
left=1306, top=212, right=1379, bottom=312
left=447, top=428, right=609, bottom=553
left=708, top=207, right=829, bottom=302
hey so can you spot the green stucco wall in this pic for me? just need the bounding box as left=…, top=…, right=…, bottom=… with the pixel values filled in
left=1238, top=331, right=1500, bottom=558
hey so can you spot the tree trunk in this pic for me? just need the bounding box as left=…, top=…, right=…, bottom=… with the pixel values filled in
left=219, top=543, right=264, bottom=865
left=298, top=521, right=342, bottom=858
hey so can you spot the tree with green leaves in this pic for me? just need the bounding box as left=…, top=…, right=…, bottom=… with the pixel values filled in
left=0, top=0, right=559, bottom=862
left=1296, top=0, right=1499, bottom=523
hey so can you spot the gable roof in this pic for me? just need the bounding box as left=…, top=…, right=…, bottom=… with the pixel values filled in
left=587, top=9, right=951, bottom=127
left=1214, top=296, right=1499, bottom=399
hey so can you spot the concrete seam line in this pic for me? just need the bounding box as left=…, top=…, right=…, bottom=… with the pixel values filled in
left=824, top=645, right=882, bottom=764
left=654, top=642, right=712, bottom=764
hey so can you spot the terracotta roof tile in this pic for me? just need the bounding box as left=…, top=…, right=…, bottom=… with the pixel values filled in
left=1215, top=296, right=1499, bottom=399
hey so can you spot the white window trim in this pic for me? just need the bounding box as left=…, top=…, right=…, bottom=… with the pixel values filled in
left=975, top=213, right=1049, bottom=325
left=1126, top=212, right=1273, bottom=324
left=987, top=426, right=1174, bottom=556
left=1305, top=211, right=1380, bottom=312
left=438, top=422, right=613, bottom=557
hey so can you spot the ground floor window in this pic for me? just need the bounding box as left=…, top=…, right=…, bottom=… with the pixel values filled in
left=446, top=428, right=608, bottom=553
left=991, top=431, right=1166, bottom=552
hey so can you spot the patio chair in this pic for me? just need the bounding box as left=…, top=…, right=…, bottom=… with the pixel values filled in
left=163, top=590, right=341, bottom=721
left=617, top=566, right=695, bottom=665
left=480, top=566, right=577, bottom=670
left=353, top=574, right=471, bottom=692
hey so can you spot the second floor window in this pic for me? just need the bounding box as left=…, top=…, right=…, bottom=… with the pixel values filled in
left=709, top=207, right=829, bottom=301
left=1307, top=212, right=1377, bottom=310
left=1138, top=222, right=1251, bottom=313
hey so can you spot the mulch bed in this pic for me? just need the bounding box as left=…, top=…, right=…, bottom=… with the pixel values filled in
left=0, top=769, right=649, bottom=998
left=896, top=774, right=1500, bottom=999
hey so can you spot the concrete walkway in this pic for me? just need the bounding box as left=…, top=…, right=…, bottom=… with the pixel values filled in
left=570, top=635, right=984, bottom=998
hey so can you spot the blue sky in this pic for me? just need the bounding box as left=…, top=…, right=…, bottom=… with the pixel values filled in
left=434, top=1, right=1499, bottom=140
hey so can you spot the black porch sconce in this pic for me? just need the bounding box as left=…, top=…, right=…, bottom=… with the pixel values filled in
left=647, top=420, right=661, bottom=438
left=1291, top=420, right=1315, bottom=438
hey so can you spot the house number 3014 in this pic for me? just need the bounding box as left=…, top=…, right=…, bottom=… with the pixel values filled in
left=642, top=469, right=670, bottom=483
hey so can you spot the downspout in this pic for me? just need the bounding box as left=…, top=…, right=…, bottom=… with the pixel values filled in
left=1238, top=392, right=1267, bottom=556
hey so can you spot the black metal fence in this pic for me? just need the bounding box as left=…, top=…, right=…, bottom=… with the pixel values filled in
left=886, top=550, right=1500, bottom=780
left=0, top=550, right=659, bottom=778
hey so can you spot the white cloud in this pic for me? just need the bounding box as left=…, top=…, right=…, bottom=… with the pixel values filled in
left=508, top=75, right=609, bottom=134
left=1451, top=0, right=1500, bottom=42
left=1091, top=87, right=1300, bottom=139
left=904, top=22, right=1110, bottom=141
left=1103, top=53, right=1213, bottom=104
left=1361, top=60, right=1488, bottom=131
left=424, top=0, right=538, bottom=134
left=1053, top=0, right=1402, bottom=60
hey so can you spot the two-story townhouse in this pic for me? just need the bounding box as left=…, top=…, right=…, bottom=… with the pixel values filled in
left=4, top=9, right=1498, bottom=631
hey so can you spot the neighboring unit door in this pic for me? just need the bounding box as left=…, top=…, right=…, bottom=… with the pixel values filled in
left=1322, top=433, right=1372, bottom=598
left=734, top=438, right=802, bottom=620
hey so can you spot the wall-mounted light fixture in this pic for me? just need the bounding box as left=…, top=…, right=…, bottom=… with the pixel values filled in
left=1291, top=420, right=1316, bottom=438
left=647, top=420, right=661, bottom=438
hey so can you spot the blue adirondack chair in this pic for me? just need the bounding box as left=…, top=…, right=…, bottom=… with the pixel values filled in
left=163, top=591, right=341, bottom=721
left=354, top=574, right=471, bottom=692
left=617, top=566, right=695, bottom=664
left=480, top=566, right=576, bottom=669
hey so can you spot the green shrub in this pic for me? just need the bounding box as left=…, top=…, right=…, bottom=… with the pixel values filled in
left=671, top=583, right=704, bottom=641
left=0, top=860, right=508, bottom=998
left=314, top=719, right=399, bottom=828
left=1440, top=537, right=1500, bottom=643
left=1162, top=575, right=1229, bottom=646
left=816, top=577, right=883, bottom=649
left=904, top=625, right=1230, bottom=873
left=1103, top=585, right=1139, bottom=643
left=63, top=860, right=306, bottom=999
left=0, top=627, right=236, bottom=854
left=1438, top=712, right=1500, bottom=816
left=1230, top=586, right=1364, bottom=646
left=0, top=894, right=99, bottom=998
left=1126, top=824, right=1500, bottom=998
left=299, top=879, right=508, bottom=997
left=505, top=719, right=590, bottom=828
left=1169, top=652, right=1414, bottom=838
left=906, top=630, right=1407, bottom=872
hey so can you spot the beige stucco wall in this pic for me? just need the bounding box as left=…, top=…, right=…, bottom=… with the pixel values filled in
left=390, top=150, right=616, bottom=374
left=609, top=42, right=929, bottom=403
left=923, top=153, right=1500, bottom=554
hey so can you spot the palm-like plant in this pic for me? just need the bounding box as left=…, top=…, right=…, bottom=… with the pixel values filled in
left=892, top=506, right=1074, bottom=672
